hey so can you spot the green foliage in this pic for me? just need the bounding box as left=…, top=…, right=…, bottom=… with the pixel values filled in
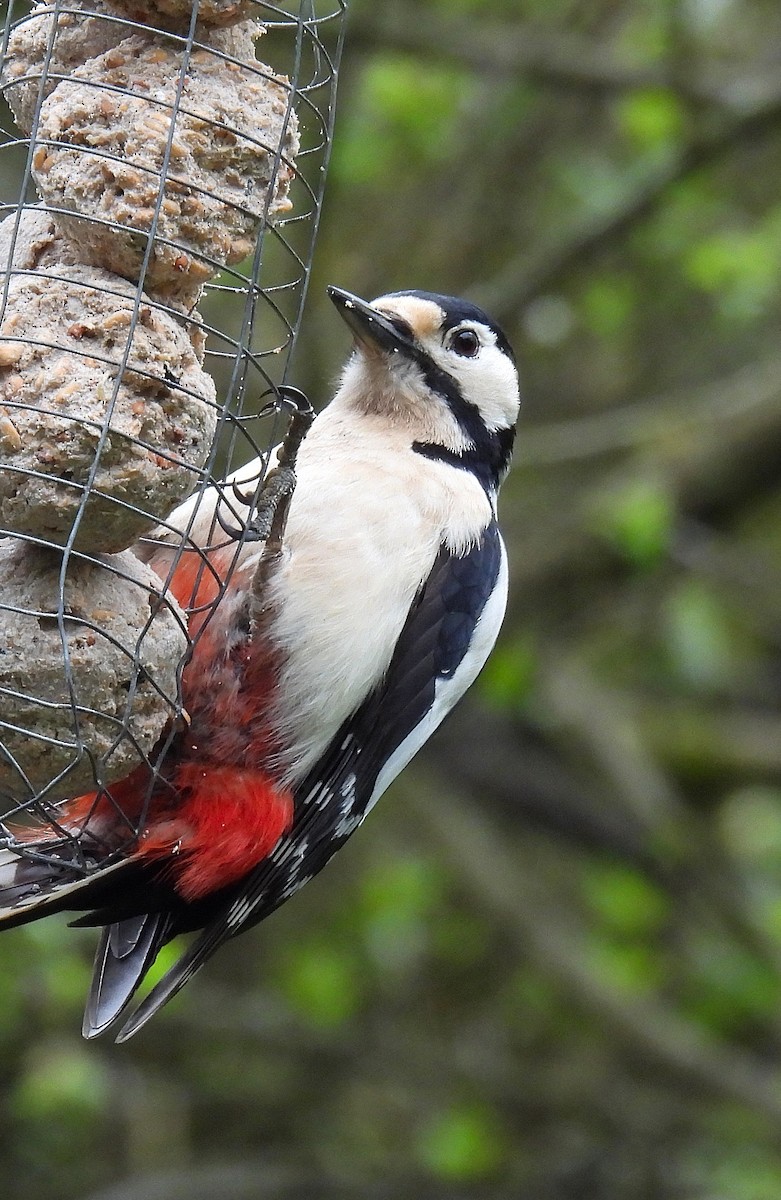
left=358, top=854, right=446, bottom=972
left=276, top=939, right=365, bottom=1028
left=593, top=476, right=676, bottom=568
left=582, top=863, right=669, bottom=937
left=11, top=1043, right=108, bottom=1126
left=430, top=0, right=496, bottom=12
left=331, top=54, right=473, bottom=187
left=695, top=1146, right=781, bottom=1200
left=617, top=88, right=685, bottom=153
left=640, top=176, right=730, bottom=260
left=17, top=920, right=92, bottom=1017
left=555, top=152, right=632, bottom=221
left=616, top=3, right=677, bottom=61
left=719, top=787, right=781, bottom=866
left=580, top=272, right=637, bottom=338
left=684, top=206, right=781, bottom=321
left=662, top=579, right=740, bottom=689
left=682, top=937, right=780, bottom=1034
left=0, top=936, right=30, bottom=1040
left=584, top=934, right=665, bottom=996
left=479, top=633, right=537, bottom=709
left=416, top=1101, right=507, bottom=1181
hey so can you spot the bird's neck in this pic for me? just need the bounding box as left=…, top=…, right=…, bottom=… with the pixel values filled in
left=330, top=359, right=472, bottom=456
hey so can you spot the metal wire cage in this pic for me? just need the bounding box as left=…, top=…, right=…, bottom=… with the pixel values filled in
left=0, top=0, right=346, bottom=872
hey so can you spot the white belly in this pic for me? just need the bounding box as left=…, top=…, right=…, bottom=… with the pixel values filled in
left=267, top=411, right=493, bottom=783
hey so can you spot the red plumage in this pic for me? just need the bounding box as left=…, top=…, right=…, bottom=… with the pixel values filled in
left=21, top=541, right=294, bottom=904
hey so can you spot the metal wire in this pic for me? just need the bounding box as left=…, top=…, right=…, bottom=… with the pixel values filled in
left=0, top=0, right=347, bottom=861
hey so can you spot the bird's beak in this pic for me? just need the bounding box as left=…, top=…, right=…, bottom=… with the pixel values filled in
left=327, top=286, right=416, bottom=356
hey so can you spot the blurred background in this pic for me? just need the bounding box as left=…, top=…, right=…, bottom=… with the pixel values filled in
left=3, top=0, right=781, bottom=1196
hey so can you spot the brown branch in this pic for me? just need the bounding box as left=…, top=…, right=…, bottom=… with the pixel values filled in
left=639, top=700, right=781, bottom=778
left=472, top=94, right=781, bottom=316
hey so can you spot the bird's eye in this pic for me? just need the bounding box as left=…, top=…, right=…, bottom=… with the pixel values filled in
left=449, top=328, right=480, bottom=358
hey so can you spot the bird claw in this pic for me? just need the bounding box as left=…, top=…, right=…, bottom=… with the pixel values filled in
left=216, top=386, right=314, bottom=544
left=257, top=384, right=313, bottom=425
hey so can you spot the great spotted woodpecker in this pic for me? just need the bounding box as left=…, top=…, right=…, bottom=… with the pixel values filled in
left=0, top=286, right=521, bottom=1039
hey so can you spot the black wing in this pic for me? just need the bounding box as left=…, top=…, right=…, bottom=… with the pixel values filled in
left=115, top=523, right=504, bottom=1040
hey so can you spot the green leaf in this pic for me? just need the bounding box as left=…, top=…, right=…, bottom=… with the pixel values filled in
left=479, top=634, right=537, bottom=709
left=359, top=856, right=445, bottom=973
left=583, top=935, right=663, bottom=996
left=430, top=0, right=495, bottom=10
left=719, top=787, right=781, bottom=865
left=582, top=863, right=670, bottom=936
left=331, top=55, right=473, bottom=187
left=683, top=939, right=780, bottom=1032
left=360, top=855, right=443, bottom=918
left=417, top=1102, right=507, bottom=1180
left=702, top=1153, right=781, bottom=1200
left=594, top=476, right=675, bottom=568
left=617, top=7, right=674, bottom=61
left=277, top=940, right=364, bottom=1029
left=12, top=1043, right=108, bottom=1124
left=641, top=176, right=728, bottom=259
left=581, top=273, right=637, bottom=338
left=617, top=88, right=685, bottom=150
left=684, top=206, right=781, bottom=320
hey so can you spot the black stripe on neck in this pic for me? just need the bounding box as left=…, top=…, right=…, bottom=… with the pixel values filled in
left=403, top=348, right=515, bottom=490
left=412, top=424, right=515, bottom=493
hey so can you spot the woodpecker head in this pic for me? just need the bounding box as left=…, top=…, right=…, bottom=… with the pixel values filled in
left=328, top=286, right=520, bottom=491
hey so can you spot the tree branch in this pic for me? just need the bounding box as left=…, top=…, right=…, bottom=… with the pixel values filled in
left=348, top=9, right=780, bottom=110
left=406, top=769, right=781, bottom=1126
left=472, top=94, right=781, bottom=316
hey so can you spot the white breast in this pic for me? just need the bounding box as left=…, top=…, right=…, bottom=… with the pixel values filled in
left=267, top=404, right=493, bottom=783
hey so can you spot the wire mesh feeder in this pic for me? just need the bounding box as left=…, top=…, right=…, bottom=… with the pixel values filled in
left=0, top=0, right=347, bottom=884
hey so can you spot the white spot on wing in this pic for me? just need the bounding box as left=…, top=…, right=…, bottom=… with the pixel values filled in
left=227, top=896, right=256, bottom=928
left=280, top=874, right=312, bottom=900
left=332, top=770, right=362, bottom=838
left=340, top=772, right=356, bottom=802
left=335, top=810, right=362, bottom=839
left=279, top=838, right=312, bottom=899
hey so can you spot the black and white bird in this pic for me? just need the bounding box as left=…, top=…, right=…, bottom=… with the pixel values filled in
left=0, top=286, right=521, bottom=1039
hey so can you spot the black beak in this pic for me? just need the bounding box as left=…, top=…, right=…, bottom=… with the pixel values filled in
left=327, top=285, right=416, bottom=356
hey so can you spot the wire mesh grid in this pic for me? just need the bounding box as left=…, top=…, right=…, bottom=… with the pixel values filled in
left=0, top=0, right=347, bottom=876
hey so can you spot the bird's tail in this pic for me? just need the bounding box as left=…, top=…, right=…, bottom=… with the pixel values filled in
left=82, top=912, right=173, bottom=1038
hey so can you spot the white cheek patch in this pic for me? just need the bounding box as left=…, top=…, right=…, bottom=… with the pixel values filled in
left=460, top=348, right=521, bottom=432
left=423, top=328, right=520, bottom=433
